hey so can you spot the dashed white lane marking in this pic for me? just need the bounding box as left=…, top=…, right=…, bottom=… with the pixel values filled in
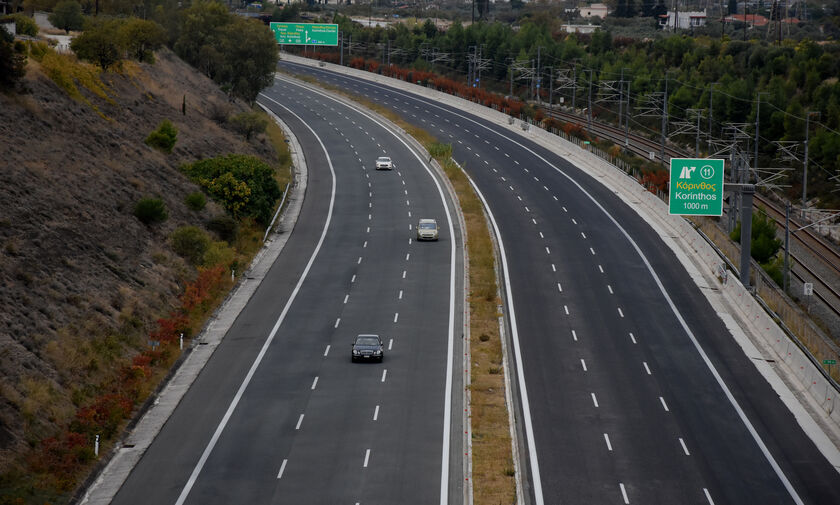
left=514, top=160, right=519, bottom=165
left=405, top=253, right=410, bottom=261
left=643, top=362, right=651, bottom=375
left=660, top=397, right=670, bottom=412
left=545, top=247, right=551, bottom=255
left=368, top=214, right=372, bottom=220
left=399, top=290, right=403, bottom=300
left=629, top=332, right=637, bottom=344
left=311, top=376, right=319, bottom=390
left=532, top=218, right=537, bottom=224
left=608, top=285, right=613, bottom=294
left=534, top=176, right=540, bottom=182
left=679, top=438, right=690, bottom=455
left=408, top=210, right=412, bottom=217
left=590, top=247, right=595, bottom=255
left=363, top=449, right=371, bottom=468
left=509, top=185, right=514, bottom=191
left=393, top=313, right=399, bottom=323
left=591, top=393, right=599, bottom=407
left=604, top=433, right=613, bottom=451
left=343, top=294, right=349, bottom=304
left=572, top=218, right=577, bottom=225
left=582, top=232, right=587, bottom=239
left=381, top=369, right=388, bottom=382
left=357, top=257, right=363, bottom=265
left=598, top=265, right=604, bottom=273
left=539, top=232, right=544, bottom=239
left=402, top=270, right=407, bottom=279
left=388, top=338, right=393, bottom=350
left=564, top=305, right=569, bottom=315
left=562, top=206, right=567, bottom=212
left=408, top=238, right=412, bottom=245
left=295, top=414, right=304, bottom=430
left=409, top=224, right=413, bottom=231
left=504, top=153, right=510, bottom=157
left=277, top=459, right=288, bottom=479
left=703, top=488, right=715, bottom=505
left=373, top=405, right=380, bottom=421
left=406, top=200, right=410, bottom=206
left=351, top=274, right=356, bottom=283
left=366, top=227, right=370, bottom=233
left=551, top=264, right=556, bottom=272
left=618, top=308, right=624, bottom=318
left=324, top=345, right=330, bottom=357
left=557, top=283, right=562, bottom=293
left=524, top=206, right=530, bottom=212
left=620, top=483, right=630, bottom=504
left=484, top=160, right=489, bottom=165
left=543, top=185, right=549, bottom=191
left=334, top=318, right=341, bottom=328
left=364, top=241, right=368, bottom=248
left=580, top=359, right=587, bottom=371
left=572, top=330, right=578, bottom=341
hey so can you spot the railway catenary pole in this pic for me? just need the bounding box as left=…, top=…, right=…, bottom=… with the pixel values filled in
left=661, top=73, right=669, bottom=166
left=708, top=82, right=716, bottom=154
left=784, top=201, right=791, bottom=292
left=754, top=92, right=767, bottom=172
left=802, top=111, right=818, bottom=212
left=587, top=69, right=593, bottom=135
left=624, top=68, right=631, bottom=146
left=619, top=68, right=625, bottom=145
left=572, top=65, right=577, bottom=112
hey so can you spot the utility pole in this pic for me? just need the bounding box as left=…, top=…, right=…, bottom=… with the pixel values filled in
left=754, top=92, right=767, bottom=172
left=387, top=39, right=390, bottom=67
left=547, top=66, right=553, bottom=107
left=572, top=65, right=577, bottom=112
left=661, top=73, right=669, bottom=166
left=536, top=46, right=543, bottom=104
left=340, top=32, right=344, bottom=66
left=708, top=82, right=716, bottom=153
left=695, top=112, right=702, bottom=156
left=802, top=111, right=819, bottom=209
left=587, top=69, right=593, bottom=134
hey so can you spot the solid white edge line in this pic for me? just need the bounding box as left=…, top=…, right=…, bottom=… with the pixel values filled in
left=297, top=70, right=804, bottom=503
left=173, top=95, right=337, bottom=505
left=458, top=167, right=545, bottom=505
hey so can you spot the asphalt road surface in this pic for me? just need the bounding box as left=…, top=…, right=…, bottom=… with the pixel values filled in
left=110, top=76, right=465, bottom=505
left=280, top=60, right=840, bottom=505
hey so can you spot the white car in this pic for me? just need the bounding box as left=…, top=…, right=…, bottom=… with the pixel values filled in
left=416, top=218, right=439, bottom=241
left=375, top=156, right=393, bottom=170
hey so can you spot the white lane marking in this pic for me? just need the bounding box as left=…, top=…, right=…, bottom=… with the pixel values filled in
left=553, top=195, right=558, bottom=201
left=590, top=247, right=595, bottom=255
left=402, top=270, right=407, bottom=279
left=357, top=256, right=363, bottom=265
left=295, top=414, right=304, bottom=430
left=393, top=312, right=399, bottom=323
left=399, top=290, right=403, bottom=300
left=343, top=294, right=349, bottom=304
left=311, top=376, right=319, bottom=390
left=532, top=218, right=537, bottom=224
left=514, top=160, right=519, bottom=165
left=409, top=224, right=413, bottom=231
left=604, top=433, right=613, bottom=451
left=572, top=330, right=578, bottom=341
left=406, top=200, right=410, bottom=206
left=582, top=232, right=587, bottom=240
left=351, top=274, right=356, bottom=283
left=660, top=397, right=670, bottom=412
left=405, top=253, right=410, bottom=261
left=643, top=362, right=651, bottom=375
left=368, top=213, right=372, bottom=220
left=545, top=247, right=551, bottom=255
left=178, top=93, right=339, bottom=504
left=572, top=218, right=577, bottom=225
left=703, top=488, right=715, bottom=505
left=534, top=176, right=540, bottom=182
left=363, top=449, right=371, bottom=468
left=505, top=152, right=510, bottom=157
left=409, top=238, right=412, bottom=245
left=524, top=206, right=530, bottom=212
left=618, top=308, right=624, bottom=318
left=551, top=264, right=556, bottom=272
left=598, top=265, right=604, bottom=273
left=608, top=285, right=613, bottom=294
left=364, top=241, right=368, bottom=248
left=324, top=345, right=330, bottom=357
left=381, top=369, right=387, bottom=382
left=366, top=226, right=370, bottom=233
left=562, top=206, right=567, bottom=212
left=629, top=332, right=637, bottom=344
left=620, top=483, right=630, bottom=504
left=564, top=305, right=569, bottom=315
left=679, top=438, right=690, bottom=455
left=539, top=232, right=544, bottom=239
left=509, top=185, right=514, bottom=191
left=388, top=338, right=393, bottom=350
left=373, top=405, right=380, bottom=421
left=335, top=318, right=341, bottom=328
left=557, top=283, right=562, bottom=292
left=580, top=359, right=587, bottom=371
left=408, top=210, right=412, bottom=217
left=591, top=393, right=599, bottom=407
left=277, top=459, right=287, bottom=479
left=543, top=185, right=549, bottom=191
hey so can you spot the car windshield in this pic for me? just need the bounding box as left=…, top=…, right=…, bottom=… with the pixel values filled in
left=419, top=222, right=436, bottom=229
left=377, top=157, right=390, bottom=162
left=356, top=336, right=379, bottom=346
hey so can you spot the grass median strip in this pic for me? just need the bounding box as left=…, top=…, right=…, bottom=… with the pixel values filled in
left=287, top=72, right=516, bottom=503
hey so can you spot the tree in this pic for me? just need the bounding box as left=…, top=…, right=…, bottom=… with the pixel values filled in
left=1, top=13, right=39, bottom=36
left=217, top=17, right=277, bottom=104
left=71, top=20, right=122, bottom=70
left=119, top=18, right=166, bottom=63
left=0, top=28, right=27, bottom=92
left=49, top=0, right=84, bottom=34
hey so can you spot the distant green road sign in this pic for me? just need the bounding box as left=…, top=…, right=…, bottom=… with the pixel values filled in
left=824, top=359, right=837, bottom=365
left=270, top=22, right=338, bottom=46
left=669, top=158, right=725, bottom=216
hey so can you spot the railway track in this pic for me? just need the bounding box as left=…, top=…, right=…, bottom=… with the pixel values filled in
left=545, top=107, right=840, bottom=318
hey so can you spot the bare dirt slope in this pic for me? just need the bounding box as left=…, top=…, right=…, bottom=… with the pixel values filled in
left=0, top=48, right=279, bottom=473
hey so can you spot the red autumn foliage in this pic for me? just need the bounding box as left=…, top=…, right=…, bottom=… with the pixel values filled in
left=72, top=393, right=133, bottom=438
left=641, top=169, right=669, bottom=193
left=28, top=431, right=93, bottom=489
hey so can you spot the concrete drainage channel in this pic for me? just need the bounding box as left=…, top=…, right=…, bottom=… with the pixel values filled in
left=278, top=52, right=840, bottom=490
left=76, top=106, right=308, bottom=505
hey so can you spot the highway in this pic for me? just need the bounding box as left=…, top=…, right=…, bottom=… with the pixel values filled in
left=109, top=76, right=465, bottom=504
left=279, top=60, right=840, bottom=505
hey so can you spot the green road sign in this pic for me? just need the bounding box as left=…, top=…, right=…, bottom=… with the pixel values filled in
left=824, top=359, right=837, bottom=365
left=270, top=22, right=338, bottom=46
left=669, top=158, right=725, bottom=216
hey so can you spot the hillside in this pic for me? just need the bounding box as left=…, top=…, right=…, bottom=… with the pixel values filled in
left=0, top=46, right=285, bottom=498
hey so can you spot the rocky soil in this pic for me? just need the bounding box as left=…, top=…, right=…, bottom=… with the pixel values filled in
left=0, top=48, right=281, bottom=473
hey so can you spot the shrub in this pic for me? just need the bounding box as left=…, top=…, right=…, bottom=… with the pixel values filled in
left=229, top=110, right=268, bottom=140
left=0, top=28, right=26, bottom=92
left=133, top=197, right=168, bottom=225
left=730, top=207, right=782, bottom=264
left=170, top=226, right=210, bottom=265
left=182, top=154, right=280, bottom=224
left=185, top=191, right=206, bottom=211
left=145, top=119, right=178, bottom=153
left=2, top=13, right=39, bottom=36
left=207, top=214, right=238, bottom=242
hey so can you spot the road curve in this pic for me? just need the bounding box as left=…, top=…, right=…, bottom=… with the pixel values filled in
left=280, top=60, right=840, bottom=505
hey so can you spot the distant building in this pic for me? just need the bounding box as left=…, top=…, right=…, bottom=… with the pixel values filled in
left=561, top=24, right=599, bottom=34
left=579, top=3, right=609, bottom=19
left=724, top=13, right=770, bottom=27
left=1, top=21, right=14, bottom=37
left=659, top=9, right=707, bottom=29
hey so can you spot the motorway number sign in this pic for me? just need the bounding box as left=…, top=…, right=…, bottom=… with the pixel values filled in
left=668, top=158, right=725, bottom=216
left=270, top=22, right=338, bottom=46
